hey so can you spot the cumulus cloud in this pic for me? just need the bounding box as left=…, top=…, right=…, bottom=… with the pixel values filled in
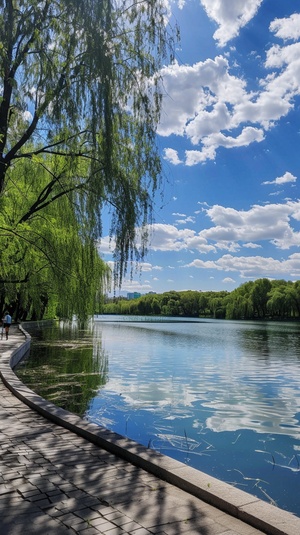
left=201, top=201, right=300, bottom=249
left=100, top=200, right=300, bottom=260
left=184, top=253, right=300, bottom=279
left=139, top=262, right=163, bottom=272
left=147, top=200, right=300, bottom=255
left=200, top=0, right=264, bottom=47
left=175, top=215, right=196, bottom=225
left=159, top=56, right=247, bottom=138
left=262, top=171, right=297, bottom=186
left=158, top=12, right=300, bottom=165
left=97, top=236, right=115, bottom=254
left=270, top=13, right=300, bottom=41
left=116, top=279, right=153, bottom=292
left=147, top=223, right=215, bottom=253
left=147, top=224, right=195, bottom=251
left=243, top=242, right=262, bottom=249
left=163, top=148, right=182, bottom=165
left=23, top=110, right=33, bottom=122
left=222, top=277, right=236, bottom=283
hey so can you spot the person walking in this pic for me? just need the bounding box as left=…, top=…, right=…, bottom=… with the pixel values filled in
left=3, top=311, right=12, bottom=340
left=0, top=314, right=4, bottom=339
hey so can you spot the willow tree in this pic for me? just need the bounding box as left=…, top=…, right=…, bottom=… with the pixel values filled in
left=0, top=0, right=177, bottom=316
left=0, top=153, right=111, bottom=320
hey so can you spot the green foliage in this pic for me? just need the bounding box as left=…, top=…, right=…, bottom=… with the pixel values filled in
left=102, top=279, right=300, bottom=321
left=0, top=155, right=110, bottom=319
left=250, top=278, right=272, bottom=318
left=0, top=1, right=177, bottom=318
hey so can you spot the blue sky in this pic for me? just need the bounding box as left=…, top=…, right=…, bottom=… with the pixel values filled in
left=102, top=0, right=300, bottom=296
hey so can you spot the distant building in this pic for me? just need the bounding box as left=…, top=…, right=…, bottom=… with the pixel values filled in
left=127, top=292, right=142, bottom=300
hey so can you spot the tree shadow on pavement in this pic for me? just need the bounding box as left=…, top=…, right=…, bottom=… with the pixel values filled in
left=0, top=378, right=217, bottom=535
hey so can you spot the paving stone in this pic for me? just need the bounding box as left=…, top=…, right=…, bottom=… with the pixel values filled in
left=0, top=485, right=13, bottom=495
left=104, top=511, right=128, bottom=522
left=112, top=515, right=136, bottom=527
left=27, top=492, right=49, bottom=502
left=77, top=527, right=102, bottom=534
left=103, top=527, right=125, bottom=535
left=130, top=528, right=153, bottom=535
left=75, top=507, right=103, bottom=521
left=90, top=516, right=115, bottom=527
left=73, top=521, right=93, bottom=532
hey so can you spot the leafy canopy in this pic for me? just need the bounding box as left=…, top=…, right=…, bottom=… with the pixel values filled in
left=0, top=0, right=177, bottom=317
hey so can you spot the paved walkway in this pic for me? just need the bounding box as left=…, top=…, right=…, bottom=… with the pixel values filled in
left=0, top=328, right=299, bottom=535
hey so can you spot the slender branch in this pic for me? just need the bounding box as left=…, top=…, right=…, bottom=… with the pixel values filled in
left=2, top=226, right=76, bottom=280
left=5, top=72, right=67, bottom=163
left=0, top=276, right=30, bottom=284
left=16, top=162, right=107, bottom=225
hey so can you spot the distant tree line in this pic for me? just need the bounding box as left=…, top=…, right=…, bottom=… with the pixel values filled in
left=100, top=278, right=300, bottom=321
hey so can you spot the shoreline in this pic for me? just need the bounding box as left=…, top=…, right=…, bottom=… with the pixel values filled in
left=0, top=324, right=299, bottom=535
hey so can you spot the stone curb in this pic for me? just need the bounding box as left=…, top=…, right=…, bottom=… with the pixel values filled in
left=1, top=326, right=300, bottom=535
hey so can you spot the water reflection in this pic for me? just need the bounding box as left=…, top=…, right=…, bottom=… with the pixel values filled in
left=15, top=317, right=300, bottom=515
left=16, top=321, right=109, bottom=415
left=89, top=320, right=300, bottom=439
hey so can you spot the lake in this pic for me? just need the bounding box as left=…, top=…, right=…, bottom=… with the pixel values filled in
left=16, top=316, right=300, bottom=516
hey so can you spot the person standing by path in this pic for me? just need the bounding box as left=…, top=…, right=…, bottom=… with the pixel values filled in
left=0, top=314, right=4, bottom=339
left=3, top=311, right=12, bottom=340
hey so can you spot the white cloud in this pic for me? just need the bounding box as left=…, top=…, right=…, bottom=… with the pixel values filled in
left=269, top=190, right=283, bottom=197
left=270, top=14, right=300, bottom=42
left=159, top=56, right=247, bottom=140
left=175, top=215, right=196, bottom=225
left=223, top=277, right=236, bottom=283
left=185, top=148, right=215, bottom=166
left=116, top=279, right=153, bottom=292
left=243, top=242, right=262, bottom=249
left=158, top=12, right=300, bottom=166
left=262, top=171, right=297, bottom=186
left=163, top=148, right=182, bottom=165
left=146, top=223, right=216, bottom=253
left=200, top=0, right=264, bottom=47
left=147, top=223, right=195, bottom=251
left=185, top=252, right=300, bottom=278
left=100, top=200, right=300, bottom=261
left=214, top=241, right=240, bottom=252
left=185, top=235, right=217, bottom=253
left=158, top=55, right=271, bottom=164
left=23, top=110, right=33, bottom=122
left=139, top=262, right=163, bottom=272
left=187, top=126, right=264, bottom=164
left=98, top=236, right=115, bottom=254
left=201, top=201, right=300, bottom=249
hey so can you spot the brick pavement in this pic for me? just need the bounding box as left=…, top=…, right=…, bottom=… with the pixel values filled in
left=0, top=327, right=299, bottom=535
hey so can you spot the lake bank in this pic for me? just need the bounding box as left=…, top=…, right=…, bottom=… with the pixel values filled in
left=16, top=317, right=300, bottom=516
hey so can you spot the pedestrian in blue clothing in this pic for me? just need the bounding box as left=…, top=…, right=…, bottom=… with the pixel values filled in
left=3, top=311, right=12, bottom=340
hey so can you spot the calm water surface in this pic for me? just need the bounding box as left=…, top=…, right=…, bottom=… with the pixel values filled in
left=16, top=317, right=300, bottom=516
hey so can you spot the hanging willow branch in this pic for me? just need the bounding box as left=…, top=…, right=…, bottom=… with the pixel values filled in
left=0, top=0, right=178, bottom=318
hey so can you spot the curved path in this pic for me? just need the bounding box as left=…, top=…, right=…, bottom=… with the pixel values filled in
left=0, top=327, right=299, bottom=535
